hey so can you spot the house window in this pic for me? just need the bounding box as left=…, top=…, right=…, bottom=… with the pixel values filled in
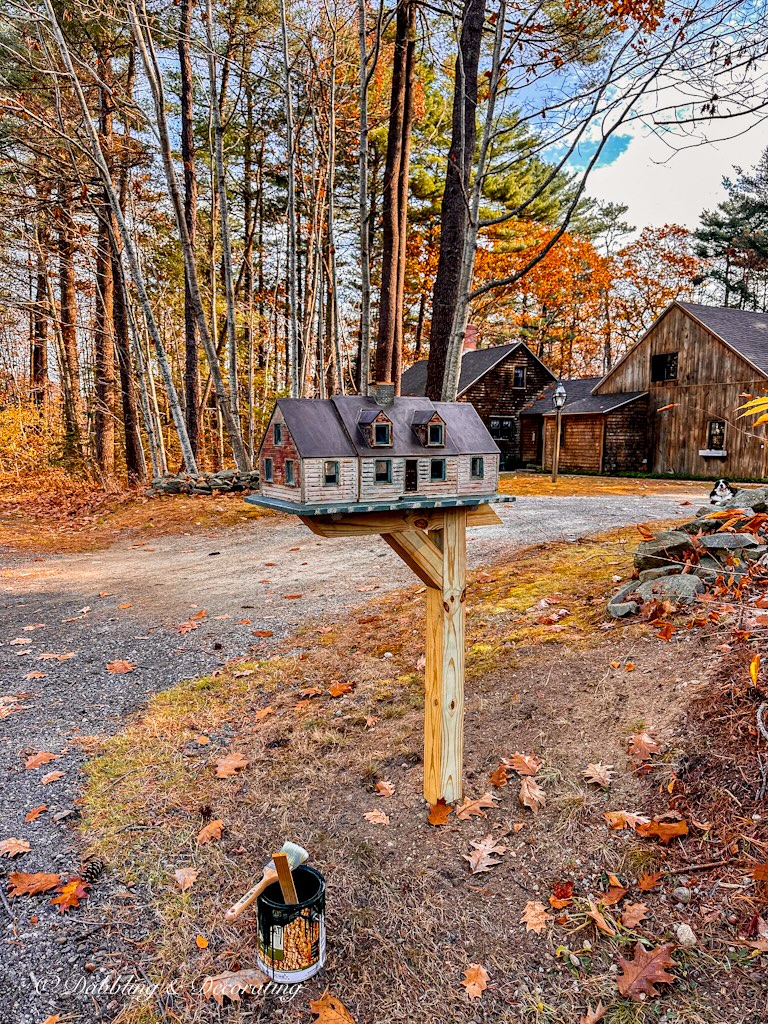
left=471, top=456, right=484, bottom=479
left=430, top=458, right=446, bottom=482
left=284, top=459, right=295, bottom=485
left=708, top=420, right=726, bottom=451
left=489, top=416, right=515, bottom=441
left=428, top=423, right=444, bottom=446
left=273, top=422, right=283, bottom=444
left=374, top=459, right=392, bottom=483
left=651, top=352, right=678, bottom=382
left=513, top=366, right=526, bottom=388
left=374, top=422, right=391, bottom=445
left=263, top=458, right=273, bottom=483
left=323, top=460, right=339, bottom=485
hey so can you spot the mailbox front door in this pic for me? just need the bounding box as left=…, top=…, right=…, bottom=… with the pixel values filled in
left=404, top=459, right=418, bottom=492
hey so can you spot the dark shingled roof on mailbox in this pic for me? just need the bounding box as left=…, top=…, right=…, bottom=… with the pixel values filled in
left=274, top=396, right=499, bottom=458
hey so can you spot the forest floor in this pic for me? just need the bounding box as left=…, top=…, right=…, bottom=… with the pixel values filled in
left=2, top=480, right=766, bottom=1024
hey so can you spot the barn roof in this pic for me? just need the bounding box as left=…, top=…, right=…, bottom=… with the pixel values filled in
left=400, top=341, right=555, bottom=397
left=677, top=302, right=768, bottom=375
left=272, top=396, right=500, bottom=458
left=523, top=378, right=646, bottom=416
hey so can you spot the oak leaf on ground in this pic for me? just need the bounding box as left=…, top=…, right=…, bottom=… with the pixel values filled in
left=550, top=880, right=574, bottom=909
left=254, top=707, right=274, bottom=721
left=621, top=902, right=650, bottom=928
left=462, top=834, right=507, bottom=874
left=0, top=838, right=31, bottom=858
left=455, top=792, right=498, bottom=820
left=580, top=1003, right=607, bottom=1024
left=106, top=660, right=136, bottom=675
left=7, top=872, right=61, bottom=896
left=586, top=900, right=616, bottom=936
left=627, top=732, right=661, bottom=762
left=583, top=763, right=614, bottom=787
left=518, top=776, right=546, bottom=813
left=214, top=752, right=249, bottom=779
left=636, top=815, right=688, bottom=845
left=462, top=964, right=489, bottom=1000
left=24, top=805, right=47, bottom=822
left=427, top=799, right=453, bottom=826
left=602, top=873, right=628, bottom=906
left=364, top=809, right=390, bottom=825
left=637, top=871, right=664, bottom=891
left=197, top=820, right=224, bottom=846
left=603, top=810, right=650, bottom=831
left=374, top=780, right=394, bottom=797
left=25, top=751, right=59, bottom=770
left=40, top=771, right=65, bottom=784
left=202, top=968, right=269, bottom=1006
left=50, top=877, right=90, bottom=914
left=504, top=752, right=541, bottom=776
left=616, top=942, right=676, bottom=1001
left=521, top=901, right=551, bottom=934
left=174, top=867, right=199, bottom=892
left=488, top=763, right=510, bottom=787
left=308, top=989, right=356, bottom=1022
left=328, top=682, right=355, bottom=698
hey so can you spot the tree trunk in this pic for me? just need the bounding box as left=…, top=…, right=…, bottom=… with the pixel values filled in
left=179, top=0, right=200, bottom=458
left=357, top=0, right=371, bottom=394
left=425, top=0, right=485, bottom=401
left=393, top=1, right=416, bottom=393
left=374, top=0, right=411, bottom=386
left=31, top=206, right=49, bottom=407
left=279, top=0, right=300, bottom=397
left=94, top=49, right=116, bottom=476
left=57, top=185, right=83, bottom=460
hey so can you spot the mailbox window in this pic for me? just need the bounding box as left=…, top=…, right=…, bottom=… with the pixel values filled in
left=375, top=459, right=392, bottom=483
left=430, top=458, right=446, bottom=482
left=263, top=458, right=273, bottom=483
left=374, top=422, right=391, bottom=445
left=323, top=461, right=339, bottom=485
left=273, top=422, right=283, bottom=444
left=284, top=460, right=295, bottom=485
left=471, top=456, right=484, bottom=479
left=428, top=423, right=444, bottom=446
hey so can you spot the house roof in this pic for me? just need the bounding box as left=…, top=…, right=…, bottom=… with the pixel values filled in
left=272, top=396, right=500, bottom=459
left=400, top=341, right=556, bottom=397
left=523, top=378, right=647, bottom=417
left=676, top=302, right=768, bottom=375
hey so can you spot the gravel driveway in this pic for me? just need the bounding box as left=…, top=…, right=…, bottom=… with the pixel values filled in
left=0, top=490, right=704, bottom=1023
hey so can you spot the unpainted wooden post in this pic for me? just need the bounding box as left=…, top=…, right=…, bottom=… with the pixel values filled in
left=423, top=507, right=466, bottom=804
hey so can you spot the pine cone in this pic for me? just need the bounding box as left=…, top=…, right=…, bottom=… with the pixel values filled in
left=81, top=856, right=105, bottom=883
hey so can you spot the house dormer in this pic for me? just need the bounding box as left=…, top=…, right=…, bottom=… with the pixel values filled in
left=358, top=408, right=393, bottom=447
left=412, top=410, right=446, bottom=448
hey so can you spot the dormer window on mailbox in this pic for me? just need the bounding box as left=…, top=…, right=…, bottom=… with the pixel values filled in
left=374, top=421, right=391, bottom=445
left=428, top=422, right=444, bottom=446
left=358, top=407, right=393, bottom=447
left=412, top=410, right=446, bottom=448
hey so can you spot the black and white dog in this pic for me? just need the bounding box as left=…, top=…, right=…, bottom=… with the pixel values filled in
left=709, top=478, right=738, bottom=505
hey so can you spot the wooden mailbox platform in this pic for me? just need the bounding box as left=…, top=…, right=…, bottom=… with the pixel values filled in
left=245, top=494, right=513, bottom=804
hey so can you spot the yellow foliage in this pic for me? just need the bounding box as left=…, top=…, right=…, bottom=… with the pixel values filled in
left=0, top=404, right=62, bottom=474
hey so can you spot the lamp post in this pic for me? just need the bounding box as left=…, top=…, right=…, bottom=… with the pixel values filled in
left=551, top=381, right=567, bottom=483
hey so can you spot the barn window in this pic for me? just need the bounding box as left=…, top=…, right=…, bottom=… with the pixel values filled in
left=284, top=460, right=295, bottom=485
left=428, top=423, right=444, bottom=446
left=263, top=458, right=273, bottom=482
left=430, top=458, right=446, bottom=482
left=489, top=416, right=515, bottom=441
left=375, top=459, right=392, bottom=483
left=651, top=352, right=678, bottom=382
left=374, top=422, right=391, bottom=445
left=323, top=461, right=339, bottom=485
left=273, top=422, right=283, bottom=444
left=471, top=456, right=484, bottom=479
left=513, top=366, right=526, bottom=388
left=708, top=420, right=726, bottom=451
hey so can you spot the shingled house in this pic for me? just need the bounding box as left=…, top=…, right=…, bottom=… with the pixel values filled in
left=258, top=387, right=500, bottom=506
left=522, top=301, right=768, bottom=478
left=400, top=341, right=556, bottom=470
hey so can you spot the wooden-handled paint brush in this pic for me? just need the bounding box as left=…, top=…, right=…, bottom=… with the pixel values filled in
left=224, top=841, right=308, bottom=922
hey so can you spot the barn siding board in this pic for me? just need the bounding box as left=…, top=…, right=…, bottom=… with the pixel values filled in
left=602, top=398, right=650, bottom=474
left=543, top=416, right=603, bottom=473
left=460, top=348, right=555, bottom=467
left=597, top=305, right=768, bottom=478
left=519, top=416, right=541, bottom=464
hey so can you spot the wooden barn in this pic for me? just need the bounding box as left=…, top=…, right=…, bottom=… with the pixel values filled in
left=520, top=378, right=650, bottom=474
left=594, top=301, right=768, bottom=479
left=258, top=385, right=500, bottom=506
left=401, top=341, right=556, bottom=470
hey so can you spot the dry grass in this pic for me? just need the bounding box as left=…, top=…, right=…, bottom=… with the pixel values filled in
left=0, top=470, right=265, bottom=553
left=498, top=473, right=706, bottom=498
left=76, top=523, right=766, bottom=1024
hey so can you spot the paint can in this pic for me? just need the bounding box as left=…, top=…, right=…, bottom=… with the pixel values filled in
left=256, top=865, right=326, bottom=984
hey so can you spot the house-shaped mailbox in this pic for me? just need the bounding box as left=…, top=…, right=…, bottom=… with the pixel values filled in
left=255, top=383, right=500, bottom=512
left=246, top=384, right=513, bottom=806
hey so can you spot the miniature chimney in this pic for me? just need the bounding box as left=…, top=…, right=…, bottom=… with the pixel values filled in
left=372, top=381, right=395, bottom=407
